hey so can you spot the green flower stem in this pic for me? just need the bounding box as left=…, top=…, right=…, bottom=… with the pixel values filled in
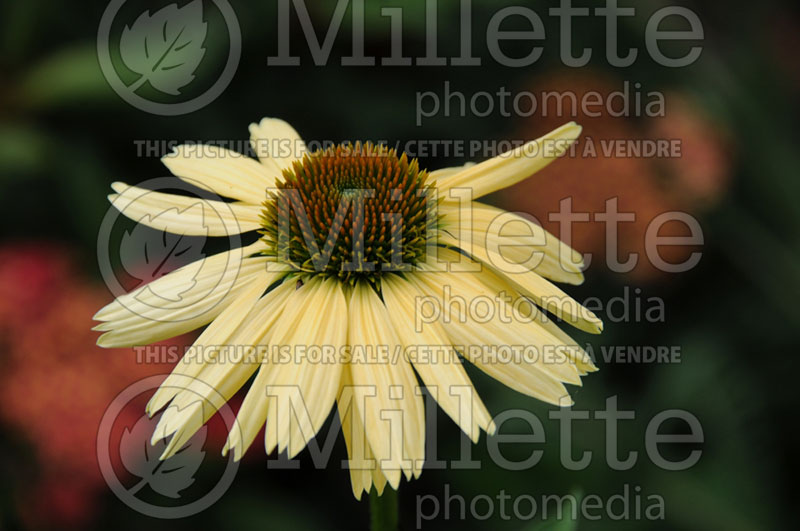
left=370, top=488, right=398, bottom=531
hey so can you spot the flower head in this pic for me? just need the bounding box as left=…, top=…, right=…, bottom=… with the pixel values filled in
left=94, top=118, right=602, bottom=498
left=260, top=142, right=435, bottom=283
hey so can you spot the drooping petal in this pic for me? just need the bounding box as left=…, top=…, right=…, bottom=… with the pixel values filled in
left=438, top=231, right=603, bottom=334
left=150, top=270, right=272, bottom=457
left=218, top=283, right=297, bottom=461
left=153, top=280, right=296, bottom=460
left=221, top=277, right=346, bottom=461
left=380, top=274, right=493, bottom=442
left=474, top=263, right=597, bottom=376
left=148, top=279, right=295, bottom=417
left=440, top=201, right=584, bottom=284
left=436, top=122, right=581, bottom=201
left=109, top=182, right=263, bottom=236
left=347, top=281, right=425, bottom=488
left=94, top=241, right=280, bottom=347
left=338, top=366, right=388, bottom=500
left=162, top=144, right=275, bottom=204
left=408, top=257, right=583, bottom=406
left=262, top=277, right=347, bottom=458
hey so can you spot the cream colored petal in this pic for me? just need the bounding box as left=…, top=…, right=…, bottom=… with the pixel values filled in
left=109, top=182, right=263, bottom=236
left=162, top=144, right=275, bottom=204
left=429, top=163, right=475, bottom=181
left=262, top=277, right=347, bottom=458
left=436, top=122, right=581, bottom=200
left=222, top=277, right=346, bottom=461
left=93, top=241, right=266, bottom=325
left=381, top=274, right=493, bottom=442
left=148, top=279, right=295, bottom=417
left=223, top=365, right=273, bottom=461
left=514, top=296, right=598, bottom=375
left=221, top=281, right=311, bottom=461
left=407, top=262, right=582, bottom=406
left=438, top=231, right=603, bottom=334
left=338, top=366, right=372, bottom=499
left=154, top=281, right=296, bottom=460
left=148, top=272, right=270, bottom=418
left=93, top=260, right=271, bottom=347
left=94, top=242, right=281, bottom=347
left=473, top=263, right=598, bottom=375
left=440, top=201, right=584, bottom=284
left=151, top=271, right=272, bottom=458
left=338, top=366, right=388, bottom=499
left=347, top=281, right=425, bottom=488
left=249, top=117, right=307, bottom=173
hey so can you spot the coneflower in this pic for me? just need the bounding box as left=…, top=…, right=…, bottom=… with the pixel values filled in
left=94, top=118, right=602, bottom=498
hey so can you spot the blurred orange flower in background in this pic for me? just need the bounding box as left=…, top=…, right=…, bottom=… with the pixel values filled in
left=501, top=70, right=732, bottom=283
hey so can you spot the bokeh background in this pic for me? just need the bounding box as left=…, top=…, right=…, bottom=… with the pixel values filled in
left=0, top=0, right=797, bottom=529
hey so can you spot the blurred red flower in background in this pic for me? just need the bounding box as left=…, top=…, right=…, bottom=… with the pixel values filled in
left=0, top=243, right=188, bottom=528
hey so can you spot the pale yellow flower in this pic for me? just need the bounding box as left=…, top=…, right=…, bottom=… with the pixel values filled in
left=94, top=118, right=602, bottom=498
